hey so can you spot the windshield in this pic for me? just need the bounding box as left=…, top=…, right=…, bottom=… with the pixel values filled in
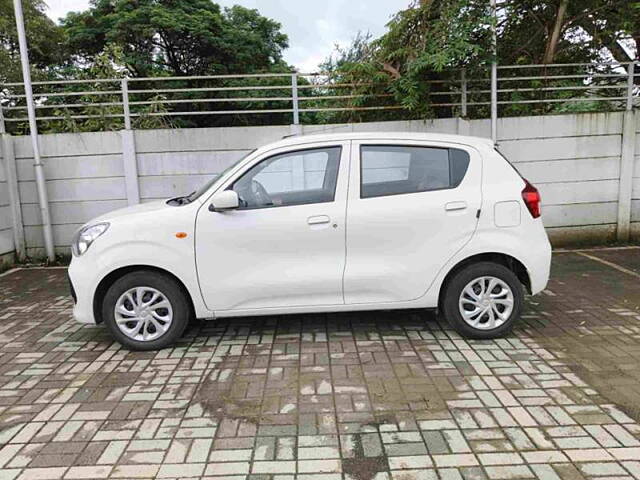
left=185, top=149, right=256, bottom=202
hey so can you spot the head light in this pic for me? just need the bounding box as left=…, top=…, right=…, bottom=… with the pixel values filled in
left=72, top=223, right=110, bottom=256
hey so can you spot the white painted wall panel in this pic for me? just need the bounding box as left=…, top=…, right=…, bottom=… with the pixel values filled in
left=538, top=180, right=619, bottom=205
left=13, top=131, right=122, bottom=159
left=21, top=200, right=128, bottom=227
left=137, top=150, right=247, bottom=176
left=0, top=230, right=14, bottom=255
left=631, top=199, right=640, bottom=222
left=16, top=154, right=123, bottom=181
left=18, top=177, right=126, bottom=204
left=516, top=157, right=620, bottom=183
left=0, top=206, right=12, bottom=231
left=632, top=177, right=640, bottom=200
left=24, top=224, right=80, bottom=248
left=138, top=174, right=213, bottom=200
left=495, top=112, right=624, bottom=140
left=0, top=151, right=14, bottom=255
left=499, top=135, right=621, bottom=163
left=134, top=125, right=291, bottom=153
left=542, top=202, right=617, bottom=228
left=0, top=185, right=10, bottom=207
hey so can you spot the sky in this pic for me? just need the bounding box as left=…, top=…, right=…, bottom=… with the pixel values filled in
left=44, top=0, right=412, bottom=72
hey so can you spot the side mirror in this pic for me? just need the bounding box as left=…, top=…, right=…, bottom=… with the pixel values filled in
left=209, top=190, right=239, bottom=212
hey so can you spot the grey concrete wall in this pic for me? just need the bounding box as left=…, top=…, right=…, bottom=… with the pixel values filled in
left=633, top=112, right=640, bottom=237
left=0, top=149, right=13, bottom=263
left=2, top=111, right=636, bottom=257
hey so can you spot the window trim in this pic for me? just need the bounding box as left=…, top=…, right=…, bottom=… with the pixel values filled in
left=229, top=145, right=343, bottom=211
left=359, top=144, right=470, bottom=199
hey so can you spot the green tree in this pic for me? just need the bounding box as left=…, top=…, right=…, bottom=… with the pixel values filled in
left=61, top=0, right=289, bottom=77
left=0, top=0, right=67, bottom=83
left=320, top=0, right=640, bottom=122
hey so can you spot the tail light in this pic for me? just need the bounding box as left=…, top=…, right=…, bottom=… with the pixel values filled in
left=521, top=179, right=541, bottom=218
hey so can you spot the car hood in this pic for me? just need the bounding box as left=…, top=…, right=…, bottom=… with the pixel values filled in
left=90, top=199, right=175, bottom=224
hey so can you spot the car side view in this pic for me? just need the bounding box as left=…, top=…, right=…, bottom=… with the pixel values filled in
left=68, top=132, right=552, bottom=350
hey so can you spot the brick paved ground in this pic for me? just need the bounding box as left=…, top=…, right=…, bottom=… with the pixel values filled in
left=0, top=249, right=639, bottom=480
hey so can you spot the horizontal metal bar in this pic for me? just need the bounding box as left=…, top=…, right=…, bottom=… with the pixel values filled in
left=5, top=113, right=124, bottom=121
left=298, top=105, right=405, bottom=113
left=130, top=72, right=297, bottom=82
left=7, top=90, right=122, bottom=99
left=129, top=85, right=292, bottom=94
left=497, top=61, right=635, bottom=69
left=298, top=94, right=393, bottom=101
left=497, top=84, right=626, bottom=94
left=5, top=101, right=124, bottom=110
left=498, top=96, right=627, bottom=105
left=131, top=96, right=292, bottom=105
left=499, top=73, right=628, bottom=82
left=126, top=82, right=384, bottom=95
left=3, top=78, right=122, bottom=88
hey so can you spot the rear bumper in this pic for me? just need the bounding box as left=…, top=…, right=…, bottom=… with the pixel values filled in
left=524, top=224, right=552, bottom=295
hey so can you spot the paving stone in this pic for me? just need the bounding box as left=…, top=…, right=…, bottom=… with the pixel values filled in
left=1, top=258, right=640, bottom=480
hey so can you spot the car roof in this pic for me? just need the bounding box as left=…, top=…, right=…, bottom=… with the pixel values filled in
left=264, top=131, right=494, bottom=151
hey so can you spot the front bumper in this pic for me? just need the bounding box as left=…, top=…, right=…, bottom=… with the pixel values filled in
left=68, top=273, right=77, bottom=304
left=68, top=259, right=99, bottom=324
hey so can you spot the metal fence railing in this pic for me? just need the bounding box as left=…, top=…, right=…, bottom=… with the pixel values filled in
left=0, top=61, right=638, bottom=134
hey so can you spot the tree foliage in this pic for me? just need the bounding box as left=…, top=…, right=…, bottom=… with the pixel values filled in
left=60, top=0, right=289, bottom=76
left=0, top=0, right=67, bottom=83
left=1, top=0, right=639, bottom=132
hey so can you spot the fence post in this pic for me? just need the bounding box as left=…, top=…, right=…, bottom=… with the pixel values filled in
left=291, top=73, right=300, bottom=126
left=490, top=0, right=498, bottom=145
left=121, top=129, right=140, bottom=206
left=626, top=62, right=635, bottom=112
left=0, top=104, right=5, bottom=134
left=617, top=62, right=637, bottom=242
left=121, top=78, right=132, bottom=130
left=1, top=133, right=26, bottom=259
left=120, top=78, right=140, bottom=205
left=460, top=68, right=468, bottom=118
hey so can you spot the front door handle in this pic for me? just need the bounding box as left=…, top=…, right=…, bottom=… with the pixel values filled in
left=445, top=201, right=468, bottom=211
left=307, top=215, right=330, bottom=225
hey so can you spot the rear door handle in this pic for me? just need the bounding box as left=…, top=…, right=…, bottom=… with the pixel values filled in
left=307, top=215, right=330, bottom=225
left=445, top=201, right=468, bottom=211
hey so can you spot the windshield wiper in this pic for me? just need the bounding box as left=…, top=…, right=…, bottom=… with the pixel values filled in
left=167, top=191, right=195, bottom=206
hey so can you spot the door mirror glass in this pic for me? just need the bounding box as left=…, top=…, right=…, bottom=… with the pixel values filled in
left=209, top=190, right=239, bottom=212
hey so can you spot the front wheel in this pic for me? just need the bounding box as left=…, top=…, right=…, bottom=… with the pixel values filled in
left=440, top=262, right=524, bottom=339
left=102, top=270, right=190, bottom=351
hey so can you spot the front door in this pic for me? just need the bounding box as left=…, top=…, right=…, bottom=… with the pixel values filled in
left=195, top=142, right=350, bottom=312
left=343, top=140, right=482, bottom=304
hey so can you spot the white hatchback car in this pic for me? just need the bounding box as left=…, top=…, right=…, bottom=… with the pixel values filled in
left=68, top=132, right=551, bottom=350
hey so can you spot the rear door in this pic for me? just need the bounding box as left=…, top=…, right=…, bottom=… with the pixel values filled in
left=343, top=140, right=482, bottom=304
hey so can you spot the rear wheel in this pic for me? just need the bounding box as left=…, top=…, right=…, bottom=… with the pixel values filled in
left=102, top=270, right=190, bottom=351
left=441, top=262, right=524, bottom=339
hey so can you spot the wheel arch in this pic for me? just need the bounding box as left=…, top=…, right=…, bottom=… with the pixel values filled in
left=93, top=265, right=196, bottom=324
left=437, top=252, right=531, bottom=310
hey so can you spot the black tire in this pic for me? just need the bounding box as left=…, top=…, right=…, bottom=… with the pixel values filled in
left=440, top=261, right=524, bottom=339
left=102, top=270, right=190, bottom=351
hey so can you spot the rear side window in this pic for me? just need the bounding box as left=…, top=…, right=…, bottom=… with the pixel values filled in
left=360, top=145, right=470, bottom=199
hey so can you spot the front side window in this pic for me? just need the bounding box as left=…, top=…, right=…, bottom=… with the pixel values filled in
left=231, top=146, right=341, bottom=209
left=360, top=145, right=470, bottom=198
